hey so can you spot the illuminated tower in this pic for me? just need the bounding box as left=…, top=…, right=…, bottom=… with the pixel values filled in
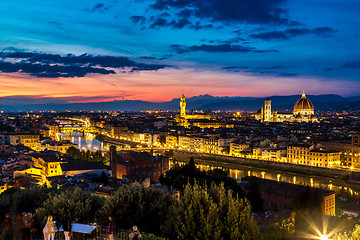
left=180, top=94, right=186, bottom=116
left=264, top=99, right=272, bottom=122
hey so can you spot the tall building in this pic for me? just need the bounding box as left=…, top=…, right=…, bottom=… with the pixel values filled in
left=257, top=91, right=317, bottom=123
left=175, top=94, right=211, bottom=126
left=180, top=94, right=186, bottom=116
left=264, top=99, right=272, bottom=122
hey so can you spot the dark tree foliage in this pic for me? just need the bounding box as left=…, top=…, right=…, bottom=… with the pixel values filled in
left=97, top=185, right=175, bottom=236
left=159, top=158, right=244, bottom=198
left=162, top=182, right=263, bottom=240
left=35, top=188, right=104, bottom=228
left=0, top=187, right=49, bottom=219
left=246, top=176, right=265, bottom=213
left=0, top=120, right=14, bottom=132
left=66, top=146, right=107, bottom=164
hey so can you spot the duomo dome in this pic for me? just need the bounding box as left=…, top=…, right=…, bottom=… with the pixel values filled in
left=293, top=91, right=314, bottom=116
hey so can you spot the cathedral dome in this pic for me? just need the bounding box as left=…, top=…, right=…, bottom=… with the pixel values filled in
left=294, top=91, right=314, bottom=111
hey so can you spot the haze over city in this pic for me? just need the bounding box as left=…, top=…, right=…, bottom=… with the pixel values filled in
left=0, top=0, right=359, bottom=104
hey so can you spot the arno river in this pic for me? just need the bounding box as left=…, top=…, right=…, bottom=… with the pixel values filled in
left=170, top=159, right=360, bottom=198
left=65, top=130, right=360, bottom=199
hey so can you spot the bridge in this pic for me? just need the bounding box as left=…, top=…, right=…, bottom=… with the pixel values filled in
left=51, top=118, right=99, bottom=140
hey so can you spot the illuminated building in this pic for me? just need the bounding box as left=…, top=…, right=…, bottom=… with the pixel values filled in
left=321, top=134, right=360, bottom=167
left=10, top=133, right=40, bottom=149
left=175, top=94, right=211, bottom=127
left=165, top=135, right=178, bottom=148
left=230, top=142, right=250, bottom=156
left=35, top=139, right=76, bottom=154
left=110, top=150, right=169, bottom=182
left=287, top=143, right=314, bottom=165
left=180, top=94, right=186, bottom=116
left=309, top=149, right=341, bottom=168
left=257, top=91, right=317, bottom=123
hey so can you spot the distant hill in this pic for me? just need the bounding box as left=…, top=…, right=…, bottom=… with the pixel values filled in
left=0, top=94, right=358, bottom=112
left=198, top=94, right=353, bottom=111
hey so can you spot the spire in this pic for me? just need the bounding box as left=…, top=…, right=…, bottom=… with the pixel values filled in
left=302, top=91, right=306, bottom=98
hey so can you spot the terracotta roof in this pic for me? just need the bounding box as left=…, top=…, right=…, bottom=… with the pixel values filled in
left=294, top=92, right=314, bottom=111
left=61, top=159, right=109, bottom=171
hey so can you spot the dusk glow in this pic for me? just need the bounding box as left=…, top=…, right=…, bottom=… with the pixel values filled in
left=0, top=0, right=359, bottom=104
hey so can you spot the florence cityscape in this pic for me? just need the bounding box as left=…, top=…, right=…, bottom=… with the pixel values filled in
left=0, top=0, right=360, bottom=239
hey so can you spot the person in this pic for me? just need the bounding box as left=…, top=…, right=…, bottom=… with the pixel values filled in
left=2, top=213, right=12, bottom=240
left=107, top=216, right=115, bottom=240
left=22, top=212, right=32, bottom=240
left=63, top=215, right=72, bottom=240
left=46, top=216, right=57, bottom=240
left=43, top=221, right=48, bottom=240
left=129, top=226, right=141, bottom=240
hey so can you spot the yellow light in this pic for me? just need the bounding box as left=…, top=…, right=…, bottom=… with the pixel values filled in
left=320, top=234, right=328, bottom=240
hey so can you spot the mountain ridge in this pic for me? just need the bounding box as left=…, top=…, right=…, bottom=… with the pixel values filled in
left=0, top=94, right=358, bottom=112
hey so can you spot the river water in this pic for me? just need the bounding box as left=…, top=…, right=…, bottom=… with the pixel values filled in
left=70, top=135, right=103, bottom=151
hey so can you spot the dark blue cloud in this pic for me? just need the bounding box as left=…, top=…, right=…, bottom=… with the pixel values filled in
left=250, top=27, right=337, bottom=40
left=130, top=16, right=146, bottom=24
left=250, top=31, right=289, bottom=40
left=0, top=61, right=115, bottom=78
left=343, top=61, right=360, bottom=68
left=311, top=27, right=337, bottom=37
left=150, top=0, right=292, bottom=25
left=146, top=16, right=212, bottom=30
left=90, top=3, right=109, bottom=13
left=284, top=28, right=310, bottom=36
left=0, top=51, right=170, bottom=77
left=221, top=65, right=295, bottom=76
left=132, top=0, right=297, bottom=31
left=171, top=44, right=278, bottom=54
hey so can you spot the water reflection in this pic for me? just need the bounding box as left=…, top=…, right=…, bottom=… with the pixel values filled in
left=70, top=136, right=103, bottom=151
left=170, top=161, right=360, bottom=197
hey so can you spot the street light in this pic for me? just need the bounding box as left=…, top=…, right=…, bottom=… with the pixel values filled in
left=319, top=234, right=328, bottom=240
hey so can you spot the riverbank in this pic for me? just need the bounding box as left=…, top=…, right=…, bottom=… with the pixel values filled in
left=172, top=151, right=360, bottom=203
left=172, top=150, right=352, bottom=181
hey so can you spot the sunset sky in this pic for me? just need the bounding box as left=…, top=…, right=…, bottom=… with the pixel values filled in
left=0, top=0, right=359, bottom=103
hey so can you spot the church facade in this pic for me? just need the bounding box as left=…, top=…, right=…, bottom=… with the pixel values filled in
left=257, top=92, right=317, bottom=123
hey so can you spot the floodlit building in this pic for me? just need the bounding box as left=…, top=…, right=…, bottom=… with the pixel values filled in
left=110, top=149, right=169, bottom=182
left=287, top=143, right=314, bottom=165
left=10, top=133, right=40, bottom=149
left=257, top=91, right=317, bottom=123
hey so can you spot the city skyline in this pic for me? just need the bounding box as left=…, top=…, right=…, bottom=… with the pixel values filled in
left=0, top=0, right=359, bottom=104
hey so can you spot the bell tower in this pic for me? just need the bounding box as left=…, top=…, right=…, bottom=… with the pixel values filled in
left=264, top=99, right=272, bottom=122
left=180, top=94, right=186, bottom=116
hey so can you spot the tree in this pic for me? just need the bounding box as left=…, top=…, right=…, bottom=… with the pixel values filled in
left=100, top=171, right=109, bottom=185
left=35, top=188, right=104, bottom=227
left=163, top=182, right=262, bottom=240
left=0, top=187, right=49, bottom=220
left=97, top=185, right=175, bottom=236
left=160, top=158, right=244, bottom=198
left=246, top=176, right=264, bottom=213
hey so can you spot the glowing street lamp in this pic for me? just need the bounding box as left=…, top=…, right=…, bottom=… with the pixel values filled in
left=319, top=234, right=328, bottom=240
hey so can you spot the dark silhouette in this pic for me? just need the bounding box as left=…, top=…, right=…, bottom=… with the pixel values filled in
left=246, top=176, right=265, bottom=213
left=22, top=212, right=32, bottom=240
left=63, top=215, right=72, bottom=240
left=2, top=213, right=12, bottom=240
